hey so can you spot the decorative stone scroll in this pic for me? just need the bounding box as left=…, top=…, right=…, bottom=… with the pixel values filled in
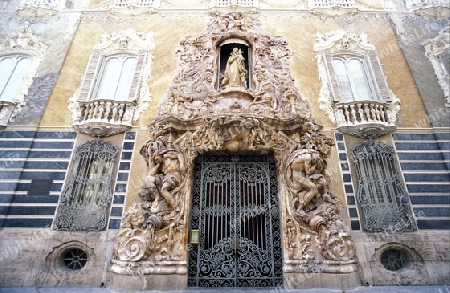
left=111, top=13, right=356, bottom=278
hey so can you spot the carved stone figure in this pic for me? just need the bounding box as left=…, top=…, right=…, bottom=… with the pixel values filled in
left=111, top=13, right=357, bottom=279
left=221, top=47, right=247, bottom=89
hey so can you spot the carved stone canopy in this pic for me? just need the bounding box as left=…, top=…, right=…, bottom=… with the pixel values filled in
left=111, top=13, right=357, bottom=280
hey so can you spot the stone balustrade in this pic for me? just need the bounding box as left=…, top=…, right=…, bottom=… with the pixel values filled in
left=308, top=0, right=355, bottom=9
left=211, top=0, right=258, bottom=7
left=405, top=0, right=448, bottom=10
left=19, top=0, right=63, bottom=8
left=334, top=100, right=396, bottom=138
left=113, top=0, right=160, bottom=7
left=73, top=100, right=136, bottom=137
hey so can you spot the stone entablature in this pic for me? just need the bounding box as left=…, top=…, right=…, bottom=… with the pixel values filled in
left=0, top=23, right=48, bottom=131
left=315, top=30, right=400, bottom=138
left=110, top=13, right=357, bottom=288
left=69, top=29, right=154, bottom=137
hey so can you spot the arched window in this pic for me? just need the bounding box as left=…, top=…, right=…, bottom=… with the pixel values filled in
left=332, top=57, right=379, bottom=102
left=53, top=139, right=118, bottom=231
left=0, top=55, right=32, bottom=102
left=218, top=39, right=251, bottom=90
left=94, top=55, right=138, bottom=101
left=351, top=139, right=416, bottom=232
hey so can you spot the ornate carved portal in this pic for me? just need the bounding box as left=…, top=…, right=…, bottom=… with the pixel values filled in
left=110, top=13, right=357, bottom=285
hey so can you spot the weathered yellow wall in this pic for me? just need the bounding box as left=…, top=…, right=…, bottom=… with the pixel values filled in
left=40, top=15, right=207, bottom=127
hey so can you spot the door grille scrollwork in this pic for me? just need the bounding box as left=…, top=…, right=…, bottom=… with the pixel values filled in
left=188, top=154, right=282, bottom=287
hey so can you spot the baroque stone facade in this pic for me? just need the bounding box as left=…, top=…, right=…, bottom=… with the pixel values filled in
left=110, top=13, right=357, bottom=285
left=0, top=0, right=449, bottom=291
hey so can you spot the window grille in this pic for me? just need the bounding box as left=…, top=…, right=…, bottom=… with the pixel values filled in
left=0, top=56, right=32, bottom=102
left=351, top=140, right=416, bottom=232
left=53, top=139, right=118, bottom=231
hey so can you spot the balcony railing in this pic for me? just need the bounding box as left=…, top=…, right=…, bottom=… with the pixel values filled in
left=19, top=0, right=64, bottom=8
left=211, top=0, right=258, bottom=7
left=405, top=0, right=448, bottom=10
left=308, top=0, right=355, bottom=9
left=334, top=101, right=396, bottom=138
left=73, top=100, right=136, bottom=137
left=113, top=0, right=160, bottom=8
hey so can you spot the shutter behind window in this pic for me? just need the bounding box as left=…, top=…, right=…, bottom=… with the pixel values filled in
left=323, top=52, right=342, bottom=102
left=128, top=52, right=146, bottom=102
left=367, top=50, right=390, bottom=101
left=78, top=51, right=101, bottom=102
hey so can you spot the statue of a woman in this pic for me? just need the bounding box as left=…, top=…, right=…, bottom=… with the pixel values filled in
left=220, top=47, right=247, bottom=89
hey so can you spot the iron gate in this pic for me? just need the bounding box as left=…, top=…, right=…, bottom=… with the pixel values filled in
left=188, top=154, right=283, bottom=287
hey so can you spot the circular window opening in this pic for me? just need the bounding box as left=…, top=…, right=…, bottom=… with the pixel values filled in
left=64, top=248, right=87, bottom=270
left=380, top=249, right=406, bottom=271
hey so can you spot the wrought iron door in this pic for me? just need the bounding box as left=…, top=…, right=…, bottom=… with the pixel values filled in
left=188, top=154, right=282, bottom=287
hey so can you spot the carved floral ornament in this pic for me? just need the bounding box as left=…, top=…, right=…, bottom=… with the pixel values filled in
left=314, top=30, right=401, bottom=138
left=0, top=23, right=48, bottom=130
left=110, top=13, right=357, bottom=278
left=68, top=29, right=154, bottom=137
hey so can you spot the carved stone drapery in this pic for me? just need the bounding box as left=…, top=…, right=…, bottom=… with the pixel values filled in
left=110, top=13, right=357, bottom=279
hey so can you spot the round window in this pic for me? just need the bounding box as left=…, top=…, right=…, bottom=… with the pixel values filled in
left=380, top=249, right=406, bottom=271
left=64, top=248, right=87, bottom=270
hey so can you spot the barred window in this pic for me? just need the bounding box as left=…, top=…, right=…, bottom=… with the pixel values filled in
left=0, top=56, right=32, bottom=102
left=53, top=139, right=118, bottom=231
left=351, top=140, right=416, bottom=232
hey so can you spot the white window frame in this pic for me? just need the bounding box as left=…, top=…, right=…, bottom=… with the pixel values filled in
left=422, top=26, right=450, bottom=108
left=315, top=30, right=400, bottom=124
left=331, top=55, right=381, bottom=102
left=69, top=29, right=155, bottom=125
left=0, top=24, right=47, bottom=130
left=0, top=55, right=33, bottom=102
left=92, top=54, right=139, bottom=102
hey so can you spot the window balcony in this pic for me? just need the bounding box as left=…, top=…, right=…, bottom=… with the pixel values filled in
left=72, top=99, right=136, bottom=137
left=334, top=100, right=396, bottom=138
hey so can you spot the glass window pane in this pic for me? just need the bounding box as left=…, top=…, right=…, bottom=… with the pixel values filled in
left=348, top=59, right=373, bottom=101
left=0, top=57, right=31, bottom=102
left=333, top=58, right=354, bottom=102
left=114, top=56, right=137, bottom=101
left=0, top=57, right=16, bottom=98
left=95, top=57, right=121, bottom=100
